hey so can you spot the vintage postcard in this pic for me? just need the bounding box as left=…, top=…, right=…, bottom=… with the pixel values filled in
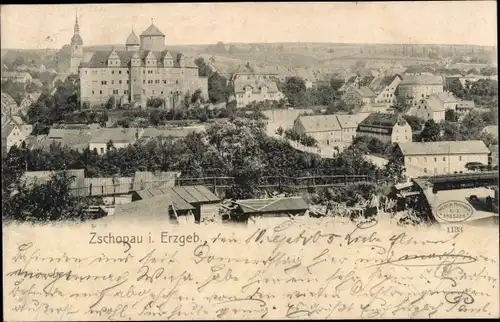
left=1, top=2, right=499, bottom=320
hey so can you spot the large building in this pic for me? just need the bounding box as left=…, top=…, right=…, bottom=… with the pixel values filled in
left=356, top=113, right=412, bottom=144
left=77, top=20, right=208, bottom=109
left=397, top=75, right=444, bottom=107
left=398, top=140, right=490, bottom=178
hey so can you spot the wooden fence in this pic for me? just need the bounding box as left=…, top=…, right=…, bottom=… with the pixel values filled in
left=71, top=174, right=379, bottom=197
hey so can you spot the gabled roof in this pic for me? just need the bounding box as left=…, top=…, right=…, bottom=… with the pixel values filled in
left=296, top=115, right=342, bottom=133
left=359, top=113, right=407, bottom=129
left=398, top=141, right=490, bottom=156
left=369, top=75, right=401, bottom=93
left=141, top=126, right=204, bottom=139
left=235, top=196, right=309, bottom=215
left=336, top=113, right=371, bottom=129
left=90, top=128, right=143, bottom=144
left=140, top=23, right=165, bottom=37
left=80, top=50, right=187, bottom=68
left=44, top=128, right=93, bottom=149
left=234, top=79, right=279, bottom=93
left=356, top=86, right=376, bottom=98
left=1, top=92, right=18, bottom=116
left=1, top=124, right=16, bottom=138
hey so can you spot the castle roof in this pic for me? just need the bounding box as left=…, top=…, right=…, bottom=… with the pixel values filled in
left=140, top=23, right=165, bottom=37
left=126, top=30, right=140, bottom=46
left=80, top=50, right=197, bottom=68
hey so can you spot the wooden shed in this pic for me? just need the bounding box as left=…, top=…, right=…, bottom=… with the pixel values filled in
left=131, top=185, right=221, bottom=223
left=230, top=196, right=309, bottom=223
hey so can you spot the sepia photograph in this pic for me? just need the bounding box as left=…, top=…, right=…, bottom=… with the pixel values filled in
left=1, top=1, right=499, bottom=320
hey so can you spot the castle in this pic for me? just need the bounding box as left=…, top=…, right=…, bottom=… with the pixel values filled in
left=70, top=17, right=208, bottom=109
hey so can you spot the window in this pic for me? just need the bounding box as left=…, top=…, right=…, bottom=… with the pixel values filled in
left=434, top=157, right=437, bottom=162
left=92, top=90, right=94, bottom=95
left=408, top=157, right=411, bottom=162
left=124, top=90, right=127, bottom=94
left=176, top=80, right=179, bottom=84
left=100, top=90, right=102, bottom=94
left=111, top=80, right=114, bottom=85
left=100, top=148, right=104, bottom=154
left=424, top=168, right=427, bottom=173
left=143, top=70, right=145, bottom=74
left=443, top=157, right=446, bottom=161
left=161, top=91, right=163, bottom=94
left=152, top=90, right=155, bottom=95
left=119, top=80, right=122, bottom=84
left=101, top=81, right=107, bottom=85
left=85, top=71, right=87, bottom=75
left=163, top=80, right=167, bottom=84
left=126, top=80, right=129, bottom=84
left=119, top=71, right=122, bottom=74
left=127, top=70, right=129, bottom=74
left=143, top=80, right=145, bottom=84
left=112, top=70, right=114, bottom=74
left=113, top=89, right=118, bottom=94
left=459, top=156, right=462, bottom=161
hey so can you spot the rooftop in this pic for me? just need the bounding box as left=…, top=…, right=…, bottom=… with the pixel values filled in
left=296, top=114, right=342, bottom=133
left=141, top=127, right=204, bottom=139
left=398, top=140, right=490, bottom=156
left=359, top=113, right=407, bottom=129
left=235, top=196, right=309, bottom=215
left=336, top=113, right=371, bottom=129
left=368, top=75, right=399, bottom=93
left=234, top=79, right=279, bottom=93
left=80, top=50, right=197, bottom=69
left=140, top=23, right=165, bottom=37
left=90, top=128, right=143, bottom=144
left=400, top=75, right=443, bottom=86
left=356, top=86, right=376, bottom=98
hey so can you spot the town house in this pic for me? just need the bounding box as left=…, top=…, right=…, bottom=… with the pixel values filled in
left=398, top=140, right=490, bottom=178
left=356, top=113, right=412, bottom=144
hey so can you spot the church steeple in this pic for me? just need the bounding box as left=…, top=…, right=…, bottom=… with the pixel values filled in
left=74, top=13, right=80, bottom=34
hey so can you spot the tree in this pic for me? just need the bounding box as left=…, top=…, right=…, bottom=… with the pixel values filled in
left=460, top=110, right=485, bottom=140
left=384, top=145, right=406, bottom=184
left=194, top=57, right=213, bottom=78
left=420, top=120, right=441, bottom=142
left=2, top=171, right=91, bottom=222
left=214, top=41, right=227, bottom=54
left=191, top=89, right=203, bottom=104
left=208, top=72, right=230, bottom=104
left=445, top=109, right=458, bottom=122
left=106, top=96, right=116, bottom=109
left=282, top=77, right=307, bottom=107
left=403, top=115, right=424, bottom=132
left=330, top=77, right=344, bottom=92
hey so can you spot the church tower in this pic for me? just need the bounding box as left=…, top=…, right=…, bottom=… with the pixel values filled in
left=70, top=13, right=84, bottom=75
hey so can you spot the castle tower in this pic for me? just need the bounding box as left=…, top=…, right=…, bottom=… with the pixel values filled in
left=140, top=19, right=166, bottom=51
left=126, top=26, right=140, bottom=52
left=70, top=13, right=84, bottom=75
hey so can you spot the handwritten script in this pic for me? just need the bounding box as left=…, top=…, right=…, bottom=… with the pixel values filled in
left=3, top=217, right=499, bottom=320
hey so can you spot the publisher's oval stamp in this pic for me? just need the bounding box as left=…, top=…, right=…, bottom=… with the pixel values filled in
left=435, top=200, right=474, bottom=223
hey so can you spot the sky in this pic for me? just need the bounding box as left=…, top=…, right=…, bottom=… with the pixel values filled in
left=1, top=2, right=497, bottom=50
